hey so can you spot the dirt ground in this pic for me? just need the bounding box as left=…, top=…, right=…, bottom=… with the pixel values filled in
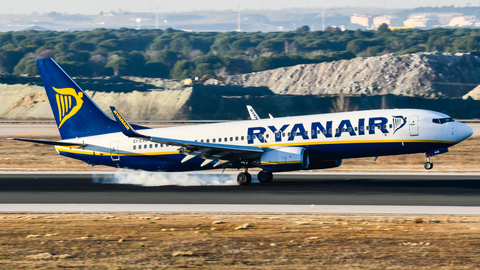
left=0, top=135, right=479, bottom=172
left=0, top=213, right=478, bottom=269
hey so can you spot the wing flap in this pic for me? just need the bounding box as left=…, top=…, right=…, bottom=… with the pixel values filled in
left=8, top=138, right=87, bottom=147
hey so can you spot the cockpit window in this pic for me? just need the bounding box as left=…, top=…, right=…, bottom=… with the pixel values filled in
left=432, top=118, right=454, bottom=124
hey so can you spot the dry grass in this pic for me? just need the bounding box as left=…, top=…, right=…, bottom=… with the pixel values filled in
left=1, top=135, right=479, bottom=172
left=0, top=213, right=479, bottom=269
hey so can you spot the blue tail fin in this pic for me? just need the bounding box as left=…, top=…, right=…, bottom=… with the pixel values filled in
left=36, top=58, right=121, bottom=140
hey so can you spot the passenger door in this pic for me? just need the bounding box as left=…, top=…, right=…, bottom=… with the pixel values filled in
left=409, top=115, right=419, bottom=136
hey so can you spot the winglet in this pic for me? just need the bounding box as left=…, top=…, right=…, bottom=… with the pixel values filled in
left=246, top=105, right=261, bottom=120
left=110, top=106, right=149, bottom=139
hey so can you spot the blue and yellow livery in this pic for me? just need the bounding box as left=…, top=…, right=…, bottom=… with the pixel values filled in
left=9, top=58, right=474, bottom=185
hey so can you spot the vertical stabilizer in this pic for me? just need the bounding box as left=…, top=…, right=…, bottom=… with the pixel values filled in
left=36, top=58, right=120, bottom=139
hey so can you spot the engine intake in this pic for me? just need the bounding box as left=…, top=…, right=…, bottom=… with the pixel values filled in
left=260, top=147, right=309, bottom=172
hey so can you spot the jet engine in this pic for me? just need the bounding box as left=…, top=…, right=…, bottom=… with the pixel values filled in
left=260, top=147, right=309, bottom=172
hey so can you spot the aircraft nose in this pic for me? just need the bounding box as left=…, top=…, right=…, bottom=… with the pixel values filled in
left=456, top=122, right=473, bottom=142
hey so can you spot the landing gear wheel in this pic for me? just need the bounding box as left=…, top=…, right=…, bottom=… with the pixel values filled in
left=257, top=171, right=273, bottom=183
left=424, top=162, right=433, bottom=170
left=237, top=172, right=252, bottom=186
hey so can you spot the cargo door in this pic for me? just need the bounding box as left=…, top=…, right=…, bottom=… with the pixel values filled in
left=110, top=141, right=120, bottom=161
left=409, top=115, right=419, bottom=136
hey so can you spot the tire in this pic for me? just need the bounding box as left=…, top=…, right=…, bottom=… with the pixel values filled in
left=237, top=172, right=252, bottom=185
left=424, top=162, right=433, bottom=170
left=257, top=171, right=273, bottom=183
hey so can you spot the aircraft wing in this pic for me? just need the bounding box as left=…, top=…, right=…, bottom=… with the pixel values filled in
left=110, top=107, right=264, bottom=167
left=8, top=138, right=87, bottom=147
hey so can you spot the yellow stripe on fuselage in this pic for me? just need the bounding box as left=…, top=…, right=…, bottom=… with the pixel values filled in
left=261, top=161, right=301, bottom=165
left=253, top=139, right=456, bottom=148
left=54, top=139, right=454, bottom=158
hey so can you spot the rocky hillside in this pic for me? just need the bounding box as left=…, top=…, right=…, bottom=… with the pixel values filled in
left=4, top=52, right=480, bottom=120
left=226, top=52, right=480, bottom=98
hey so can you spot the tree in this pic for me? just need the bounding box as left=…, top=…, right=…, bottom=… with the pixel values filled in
left=170, top=60, right=193, bottom=79
left=142, top=61, right=169, bottom=78
left=13, top=57, right=38, bottom=75
left=0, top=50, right=23, bottom=73
left=377, top=23, right=391, bottom=34
left=105, top=58, right=134, bottom=76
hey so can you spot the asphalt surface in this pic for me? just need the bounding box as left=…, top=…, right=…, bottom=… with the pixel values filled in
left=1, top=172, right=480, bottom=206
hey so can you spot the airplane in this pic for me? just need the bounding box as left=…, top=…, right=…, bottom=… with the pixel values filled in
left=10, top=58, right=474, bottom=185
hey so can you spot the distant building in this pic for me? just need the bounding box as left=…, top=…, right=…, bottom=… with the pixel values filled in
left=350, top=14, right=371, bottom=28
left=404, top=13, right=440, bottom=28
left=373, top=15, right=403, bottom=28
left=448, top=16, right=477, bottom=27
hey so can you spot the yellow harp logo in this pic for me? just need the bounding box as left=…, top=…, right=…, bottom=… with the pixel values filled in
left=53, top=87, right=84, bottom=128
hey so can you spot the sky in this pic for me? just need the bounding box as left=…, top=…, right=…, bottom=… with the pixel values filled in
left=3, top=0, right=480, bottom=14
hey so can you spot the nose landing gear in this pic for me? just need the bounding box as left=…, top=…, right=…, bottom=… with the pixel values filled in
left=424, top=156, right=433, bottom=170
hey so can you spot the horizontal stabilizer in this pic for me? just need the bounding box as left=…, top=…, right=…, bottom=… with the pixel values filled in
left=8, top=138, right=87, bottom=147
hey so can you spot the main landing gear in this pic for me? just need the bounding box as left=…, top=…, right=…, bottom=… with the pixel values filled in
left=257, top=171, right=273, bottom=183
left=236, top=171, right=252, bottom=186
left=236, top=170, right=274, bottom=185
left=424, top=156, right=433, bottom=170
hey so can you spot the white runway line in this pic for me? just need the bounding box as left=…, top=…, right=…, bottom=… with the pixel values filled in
left=1, top=204, right=480, bottom=215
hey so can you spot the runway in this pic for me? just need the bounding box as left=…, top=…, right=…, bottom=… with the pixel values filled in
left=1, top=172, right=480, bottom=214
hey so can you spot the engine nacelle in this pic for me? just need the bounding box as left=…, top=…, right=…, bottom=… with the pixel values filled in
left=309, top=159, right=343, bottom=170
left=260, top=147, right=309, bottom=172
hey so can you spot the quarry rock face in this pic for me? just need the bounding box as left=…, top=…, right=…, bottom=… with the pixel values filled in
left=226, top=52, right=480, bottom=98
left=3, top=52, right=480, bottom=120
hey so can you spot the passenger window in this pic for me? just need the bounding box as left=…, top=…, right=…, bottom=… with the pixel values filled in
left=155, top=144, right=158, bottom=148
left=247, top=135, right=251, bottom=140
left=133, top=145, right=136, bottom=150
left=235, top=136, right=238, bottom=141
left=161, top=144, right=163, bottom=147
left=323, top=129, right=327, bottom=134
left=288, top=132, right=291, bottom=136
left=206, top=139, right=209, bottom=143
left=213, top=139, right=216, bottom=143
left=230, top=137, right=233, bottom=141
left=258, top=135, right=263, bottom=140
left=383, top=125, right=387, bottom=129
left=336, top=128, right=339, bottom=133
left=355, top=127, right=358, bottom=131
left=253, top=135, right=256, bottom=139
left=144, top=145, right=147, bottom=149
left=219, top=138, right=222, bottom=142
left=366, top=126, right=369, bottom=130
left=282, top=133, right=286, bottom=137
left=360, top=126, right=364, bottom=131
left=276, top=133, right=280, bottom=138
left=150, top=144, right=153, bottom=148
left=305, top=131, right=308, bottom=135
left=201, top=139, right=204, bottom=142
left=348, top=127, right=352, bottom=132
left=139, top=145, right=142, bottom=149
left=241, top=136, right=244, bottom=140
left=389, top=124, right=392, bottom=128
left=328, top=128, right=332, bottom=134
left=265, top=134, right=269, bottom=139
left=224, top=137, right=227, bottom=142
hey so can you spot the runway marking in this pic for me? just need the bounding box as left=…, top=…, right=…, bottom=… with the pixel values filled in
left=1, top=204, right=480, bottom=215
left=12, top=129, right=57, bottom=136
